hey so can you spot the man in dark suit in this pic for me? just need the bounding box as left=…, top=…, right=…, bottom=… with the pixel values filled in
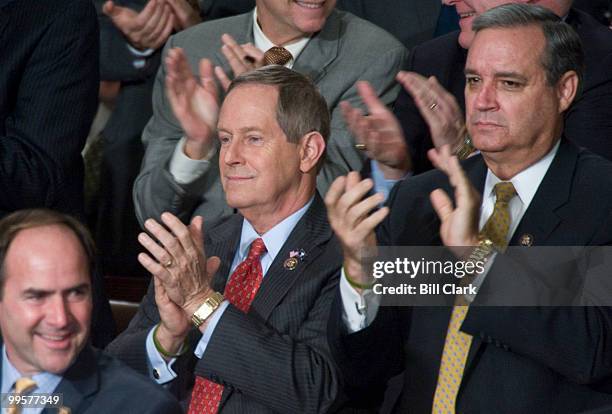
left=0, top=0, right=98, bottom=219
left=326, top=5, right=612, bottom=413
left=393, top=0, right=612, bottom=174
left=0, top=209, right=180, bottom=413
left=107, top=66, right=341, bottom=413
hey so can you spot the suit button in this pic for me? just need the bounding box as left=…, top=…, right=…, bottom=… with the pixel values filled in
left=153, top=368, right=160, bottom=380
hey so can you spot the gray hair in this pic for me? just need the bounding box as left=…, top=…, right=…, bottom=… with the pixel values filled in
left=473, top=3, right=584, bottom=90
left=227, top=65, right=330, bottom=145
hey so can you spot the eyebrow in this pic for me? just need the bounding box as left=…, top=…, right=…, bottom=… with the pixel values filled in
left=464, top=68, right=528, bottom=83
left=22, top=283, right=91, bottom=296
left=217, top=127, right=264, bottom=134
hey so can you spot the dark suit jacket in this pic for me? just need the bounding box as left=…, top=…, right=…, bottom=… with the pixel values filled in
left=0, top=342, right=180, bottom=413
left=330, top=140, right=612, bottom=413
left=396, top=8, right=612, bottom=174
left=0, top=0, right=98, bottom=219
left=107, top=194, right=342, bottom=413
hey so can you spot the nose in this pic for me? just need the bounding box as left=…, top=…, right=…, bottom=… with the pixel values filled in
left=472, top=81, right=499, bottom=112
left=47, top=296, right=70, bottom=328
left=443, top=0, right=460, bottom=6
left=222, top=138, right=244, bottom=166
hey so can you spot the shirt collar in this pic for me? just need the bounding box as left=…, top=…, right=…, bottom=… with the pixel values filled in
left=1, top=346, right=63, bottom=394
left=483, top=140, right=560, bottom=207
left=252, top=7, right=310, bottom=67
left=237, top=197, right=314, bottom=264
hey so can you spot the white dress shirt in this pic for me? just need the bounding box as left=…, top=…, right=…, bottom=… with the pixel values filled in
left=341, top=141, right=561, bottom=332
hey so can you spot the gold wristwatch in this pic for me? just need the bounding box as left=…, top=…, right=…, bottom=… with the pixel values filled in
left=455, top=134, right=475, bottom=160
left=191, top=292, right=225, bottom=328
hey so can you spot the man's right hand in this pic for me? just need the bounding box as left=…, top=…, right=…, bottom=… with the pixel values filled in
left=153, top=276, right=191, bottom=357
left=165, top=48, right=220, bottom=160
left=103, top=0, right=174, bottom=50
left=325, top=172, right=389, bottom=292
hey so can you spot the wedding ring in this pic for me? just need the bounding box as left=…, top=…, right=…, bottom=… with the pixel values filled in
left=429, top=102, right=438, bottom=111
left=164, top=259, right=173, bottom=268
left=355, top=143, right=367, bottom=151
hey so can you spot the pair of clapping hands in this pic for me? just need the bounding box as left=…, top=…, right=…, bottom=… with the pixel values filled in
left=103, top=0, right=201, bottom=50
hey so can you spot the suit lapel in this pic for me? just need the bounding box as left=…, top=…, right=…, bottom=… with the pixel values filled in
left=0, top=3, right=10, bottom=41
left=43, top=346, right=99, bottom=414
left=509, top=139, right=576, bottom=247
left=292, top=10, right=340, bottom=84
left=250, top=194, right=331, bottom=321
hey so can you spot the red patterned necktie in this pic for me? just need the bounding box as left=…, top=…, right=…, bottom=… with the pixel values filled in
left=188, top=238, right=267, bottom=414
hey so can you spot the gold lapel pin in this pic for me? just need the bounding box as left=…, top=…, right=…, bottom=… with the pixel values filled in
left=519, top=233, right=533, bottom=247
left=284, top=257, right=298, bottom=270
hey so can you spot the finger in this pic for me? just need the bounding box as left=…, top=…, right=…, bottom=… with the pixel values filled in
left=340, top=101, right=367, bottom=144
left=354, top=206, right=389, bottom=239
left=152, top=12, right=176, bottom=49
left=161, top=212, right=197, bottom=257
left=214, top=66, right=232, bottom=92
left=241, top=43, right=265, bottom=65
left=136, top=0, right=159, bottom=25
left=397, top=72, right=444, bottom=125
left=138, top=252, right=169, bottom=282
left=140, top=5, right=166, bottom=49
left=206, top=256, right=221, bottom=277
left=430, top=189, right=454, bottom=223
left=221, top=43, right=247, bottom=75
left=427, top=76, right=462, bottom=120
left=138, top=232, right=173, bottom=265
left=356, top=81, right=388, bottom=115
left=324, top=175, right=348, bottom=210
left=198, top=59, right=219, bottom=102
left=337, top=177, right=375, bottom=217
left=147, top=4, right=173, bottom=47
left=345, top=192, right=386, bottom=228
left=102, top=0, right=116, bottom=16
left=144, top=218, right=182, bottom=255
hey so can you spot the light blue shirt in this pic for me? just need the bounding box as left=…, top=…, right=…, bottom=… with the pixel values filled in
left=147, top=197, right=314, bottom=384
left=1, top=346, right=63, bottom=414
left=370, top=160, right=411, bottom=202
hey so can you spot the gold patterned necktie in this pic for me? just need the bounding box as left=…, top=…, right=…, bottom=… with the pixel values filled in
left=263, top=46, right=293, bottom=66
left=432, top=182, right=516, bottom=414
left=7, top=377, right=37, bottom=414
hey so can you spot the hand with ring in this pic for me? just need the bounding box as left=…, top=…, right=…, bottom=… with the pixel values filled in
left=341, top=81, right=412, bottom=180
left=138, top=213, right=222, bottom=318
left=396, top=71, right=466, bottom=152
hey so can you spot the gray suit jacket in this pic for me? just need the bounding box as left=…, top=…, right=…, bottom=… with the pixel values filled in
left=133, top=9, right=407, bottom=226
left=0, top=343, right=180, bottom=414
left=107, top=194, right=343, bottom=413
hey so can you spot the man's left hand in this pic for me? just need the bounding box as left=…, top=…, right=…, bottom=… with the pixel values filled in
left=138, top=213, right=221, bottom=316
left=428, top=145, right=481, bottom=257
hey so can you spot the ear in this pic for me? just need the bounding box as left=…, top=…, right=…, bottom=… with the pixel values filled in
left=556, top=70, right=579, bottom=113
left=298, top=131, right=326, bottom=174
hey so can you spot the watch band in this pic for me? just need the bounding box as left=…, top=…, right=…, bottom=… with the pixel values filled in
left=191, top=292, right=225, bottom=328
left=455, top=134, right=475, bottom=160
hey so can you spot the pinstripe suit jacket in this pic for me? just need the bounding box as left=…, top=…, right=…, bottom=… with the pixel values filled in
left=0, top=0, right=98, bottom=219
left=106, top=194, right=342, bottom=413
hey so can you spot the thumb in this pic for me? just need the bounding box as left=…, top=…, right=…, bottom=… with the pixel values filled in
left=206, top=256, right=221, bottom=277
left=189, top=215, right=204, bottom=244
left=102, top=1, right=117, bottom=16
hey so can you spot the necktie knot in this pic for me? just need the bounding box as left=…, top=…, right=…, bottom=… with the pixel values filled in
left=14, top=378, right=37, bottom=394
left=247, top=238, right=267, bottom=261
left=493, top=181, right=516, bottom=204
left=263, top=46, right=293, bottom=66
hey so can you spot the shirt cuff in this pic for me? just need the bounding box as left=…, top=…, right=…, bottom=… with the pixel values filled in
left=194, top=300, right=230, bottom=358
left=169, top=137, right=216, bottom=184
left=370, top=160, right=412, bottom=202
left=146, top=326, right=180, bottom=384
left=340, top=268, right=381, bottom=333
left=126, top=43, right=155, bottom=57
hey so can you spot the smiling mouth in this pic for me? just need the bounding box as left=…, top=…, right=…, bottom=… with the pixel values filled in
left=294, top=0, right=325, bottom=9
left=37, top=333, right=73, bottom=348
